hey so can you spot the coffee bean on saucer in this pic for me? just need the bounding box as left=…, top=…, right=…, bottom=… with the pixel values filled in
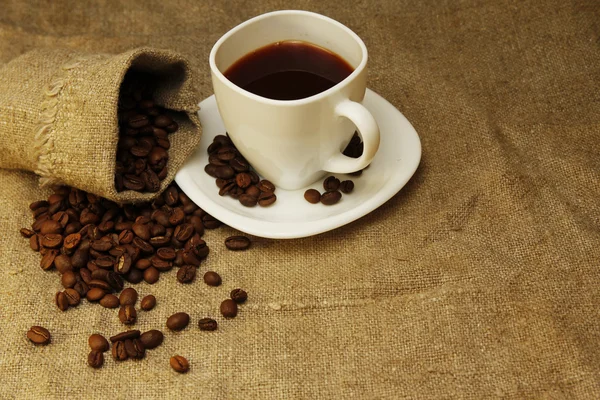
left=27, top=326, right=51, bottom=345
left=220, top=299, right=238, bottom=318
left=198, top=318, right=218, bottom=331
left=323, top=176, right=340, bottom=191
left=320, top=191, right=342, bottom=205
left=140, top=295, right=156, bottom=311
left=224, top=235, right=251, bottom=251
left=230, top=288, right=248, bottom=304
left=170, top=355, right=189, bottom=373
left=339, top=180, right=354, bottom=194
left=166, top=312, right=190, bottom=331
left=258, top=191, right=276, bottom=207
left=203, top=271, right=222, bottom=286
left=88, top=334, right=109, bottom=352
left=304, top=189, right=321, bottom=204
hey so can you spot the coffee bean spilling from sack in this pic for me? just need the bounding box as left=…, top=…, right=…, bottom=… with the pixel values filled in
left=114, top=79, right=179, bottom=193
left=204, top=134, right=277, bottom=207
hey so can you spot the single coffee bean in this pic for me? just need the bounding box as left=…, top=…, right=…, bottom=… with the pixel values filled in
left=224, top=235, right=251, bottom=251
left=140, top=295, right=156, bottom=311
left=118, top=230, right=134, bottom=244
left=177, top=265, right=196, bottom=283
left=218, top=180, right=236, bottom=196
left=119, top=305, right=137, bottom=325
left=220, top=299, right=238, bottom=318
left=106, top=271, right=124, bottom=291
left=323, top=176, right=341, bottom=191
left=88, top=351, right=104, bottom=368
left=151, top=256, right=173, bottom=271
left=123, top=174, right=146, bottom=191
left=73, top=282, right=89, bottom=297
left=27, top=326, right=51, bottom=345
left=230, top=157, right=249, bottom=172
left=124, top=338, right=145, bottom=359
left=55, top=291, right=69, bottom=311
left=148, top=146, right=168, bottom=165
left=204, top=164, right=218, bottom=177
left=257, top=180, right=275, bottom=193
left=166, top=312, right=190, bottom=331
left=29, top=200, right=49, bottom=210
left=217, top=146, right=237, bottom=161
left=156, top=247, right=176, bottom=261
left=100, top=294, right=120, bottom=309
left=89, top=279, right=112, bottom=291
left=135, top=258, right=152, bottom=270
left=119, top=288, right=138, bottom=306
left=29, top=234, right=40, bottom=252
left=245, top=185, right=261, bottom=198
left=86, top=287, right=106, bottom=302
left=304, top=189, right=321, bottom=204
left=54, top=254, right=73, bottom=274
left=128, top=114, right=149, bottom=128
left=182, top=250, right=201, bottom=266
left=230, top=288, right=248, bottom=304
left=40, top=220, right=62, bottom=235
left=169, top=208, right=185, bottom=226
left=91, top=270, right=110, bottom=284
left=126, top=268, right=144, bottom=284
left=143, top=267, right=160, bottom=284
left=41, top=233, right=63, bottom=248
left=198, top=318, right=218, bottom=331
left=112, top=341, right=128, bottom=361
left=154, top=114, right=173, bottom=128
left=235, top=172, right=252, bottom=188
left=174, top=224, right=194, bottom=242
left=20, top=228, right=35, bottom=238
left=64, top=222, right=81, bottom=236
left=132, top=222, right=151, bottom=241
left=64, top=288, right=81, bottom=306
left=258, top=191, right=277, bottom=207
left=202, top=214, right=221, bottom=229
left=133, top=237, right=154, bottom=253
left=95, top=255, right=115, bottom=269
left=239, top=194, right=258, bottom=207
left=115, top=253, right=132, bottom=275
left=109, top=330, right=140, bottom=343
left=320, top=190, right=342, bottom=205
left=88, top=334, right=109, bottom=352
left=61, top=270, right=77, bottom=288
left=339, top=180, right=354, bottom=194
left=170, top=355, right=189, bottom=373
left=71, top=248, right=89, bottom=269
left=140, top=329, right=163, bottom=349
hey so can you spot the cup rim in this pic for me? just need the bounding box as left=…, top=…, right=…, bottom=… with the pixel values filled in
left=209, top=10, right=368, bottom=107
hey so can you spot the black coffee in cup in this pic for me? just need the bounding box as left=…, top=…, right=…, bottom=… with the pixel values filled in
left=224, top=41, right=354, bottom=101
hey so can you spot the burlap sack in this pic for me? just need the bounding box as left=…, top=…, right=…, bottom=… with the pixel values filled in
left=0, top=47, right=201, bottom=202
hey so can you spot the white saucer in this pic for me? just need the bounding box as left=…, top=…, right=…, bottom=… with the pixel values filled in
left=175, top=89, right=421, bottom=239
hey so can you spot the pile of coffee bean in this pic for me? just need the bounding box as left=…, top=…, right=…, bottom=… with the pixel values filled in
left=114, top=75, right=179, bottom=193
left=204, top=134, right=277, bottom=207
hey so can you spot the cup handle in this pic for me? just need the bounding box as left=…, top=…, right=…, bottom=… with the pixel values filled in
left=322, top=99, right=380, bottom=173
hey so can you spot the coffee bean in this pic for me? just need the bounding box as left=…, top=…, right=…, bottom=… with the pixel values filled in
left=119, top=288, right=138, bottom=306
left=204, top=164, right=218, bottom=177
left=88, top=334, right=109, bottom=352
left=235, top=172, right=252, bottom=188
left=170, top=355, right=189, bottom=373
left=128, top=114, right=149, bottom=129
left=198, top=318, right=218, bottom=331
left=304, top=189, right=321, bottom=204
left=154, top=114, right=173, bottom=128
left=110, top=330, right=141, bottom=343
left=119, top=305, right=137, bottom=325
left=169, top=207, right=185, bottom=226
left=86, top=288, right=106, bottom=302
left=133, top=237, right=154, bottom=253
left=54, top=254, right=72, bottom=273
left=123, top=175, right=145, bottom=191
left=217, top=146, right=237, bottom=161
left=100, top=294, right=120, bottom=308
left=166, top=312, right=190, bottom=331
left=142, top=169, right=161, bottom=192
left=257, top=180, right=275, bottom=193
left=320, top=190, right=342, bottom=205
left=29, top=200, right=49, bottom=211
left=218, top=180, right=236, bottom=196
left=20, top=228, right=35, bottom=238
left=63, top=233, right=81, bottom=250
left=177, top=265, right=196, bottom=283
left=224, top=235, right=251, bottom=251
left=143, top=267, right=160, bottom=284
left=174, top=223, right=193, bottom=242
left=245, top=185, right=261, bottom=198
left=140, top=329, right=163, bottom=349
left=151, top=256, right=172, bottom=272
left=132, top=222, right=151, bottom=241
left=27, top=326, right=51, bottom=345
left=124, top=338, right=145, bottom=359
left=323, top=176, right=341, bottom=191
left=115, top=253, right=132, bottom=275
left=112, top=341, right=128, bottom=361
left=340, top=180, right=354, bottom=193
left=88, top=351, right=104, bottom=368
left=220, top=299, right=238, bottom=318
left=29, top=235, right=40, bottom=252
left=61, top=270, right=77, bottom=288
left=125, top=268, right=143, bottom=284
left=40, top=220, right=62, bottom=234
left=89, top=279, right=112, bottom=291
left=135, top=258, right=152, bottom=270
left=140, top=295, right=156, bottom=311
left=64, top=288, right=81, bottom=306
left=73, top=282, right=89, bottom=297
left=202, top=214, right=221, bottom=229
left=230, top=157, right=249, bottom=172
left=41, top=233, right=63, bottom=248
left=230, top=288, right=248, bottom=304
left=156, top=247, right=176, bottom=261
left=239, top=194, right=258, bottom=207
left=106, top=272, right=124, bottom=291
left=55, top=291, right=69, bottom=311
left=258, top=191, right=277, bottom=207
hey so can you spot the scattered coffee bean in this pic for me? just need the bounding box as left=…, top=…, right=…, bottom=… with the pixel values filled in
left=119, top=287, right=138, bottom=306
left=86, top=287, right=106, bottom=302
left=323, top=176, right=341, bottom=191
left=320, top=190, right=342, bottom=205
left=177, top=265, right=197, bottom=283
left=166, top=312, right=189, bottom=331
left=198, top=318, right=218, bottom=331
left=339, top=180, right=354, bottom=193
left=119, top=305, right=137, bottom=325
left=170, top=355, right=189, bottom=373
left=230, top=288, right=248, bottom=304
left=27, top=326, right=51, bottom=345
left=110, top=330, right=141, bottom=343
left=224, top=235, right=251, bottom=251
left=143, top=267, right=160, bottom=284
left=203, top=271, right=222, bottom=287
left=88, top=334, right=109, bottom=352
left=112, top=340, right=128, bottom=361
left=220, top=299, right=238, bottom=318
left=140, top=295, right=156, bottom=311
left=64, top=288, right=81, bottom=306
left=140, top=329, right=163, bottom=349
left=20, top=228, right=35, bottom=238
left=55, top=291, right=69, bottom=311
left=88, top=351, right=104, bottom=368
left=99, top=294, right=120, bottom=309
left=304, top=189, right=321, bottom=204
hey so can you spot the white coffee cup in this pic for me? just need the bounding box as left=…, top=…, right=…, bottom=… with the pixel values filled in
left=209, top=10, right=380, bottom=190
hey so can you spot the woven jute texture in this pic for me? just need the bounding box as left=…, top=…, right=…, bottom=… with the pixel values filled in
left=1, top=0, right=599, bottom=399
left=0, top=47, right=201, bottom=203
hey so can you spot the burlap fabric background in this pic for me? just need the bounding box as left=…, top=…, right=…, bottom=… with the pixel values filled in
left=1, top=0, right=599, bottom=398
left=0, top=47, right=201, bottom=203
